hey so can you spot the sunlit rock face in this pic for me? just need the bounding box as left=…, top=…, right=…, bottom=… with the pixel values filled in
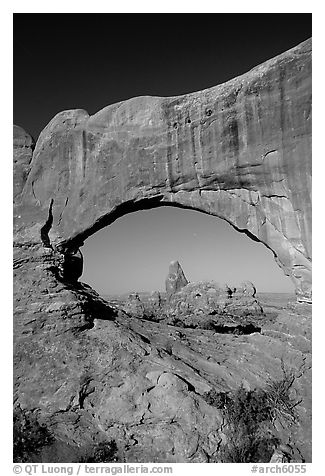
left=13, top=125, right=34, bottom=201
left=15, top=39, right=312, bottom=302
left=165, top=260, right=189, bottom=298
left=165, top=280, right=264, bottom=329
left=13, top=40, right=312, bottom=463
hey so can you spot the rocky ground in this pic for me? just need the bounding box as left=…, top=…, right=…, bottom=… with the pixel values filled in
left=13, top=249, right=311, bottom=463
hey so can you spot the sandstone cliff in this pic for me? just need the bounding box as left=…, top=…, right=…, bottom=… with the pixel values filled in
left=14, top=38, right=312, bottom=302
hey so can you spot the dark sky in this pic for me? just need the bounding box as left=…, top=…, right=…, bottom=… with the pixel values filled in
left=14, top=13, right=311, bottom=140
left=13, top=13, right=311, bottom=295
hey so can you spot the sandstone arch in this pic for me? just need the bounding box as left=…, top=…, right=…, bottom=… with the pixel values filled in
left=14, top=38, right=312, bottom=301
left=13, top=39, right=312, bottom=463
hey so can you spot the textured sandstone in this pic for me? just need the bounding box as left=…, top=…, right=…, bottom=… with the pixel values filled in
left=13, top=125, right=34, bottom=201
left=14, top=39, right=312, bottom=302
left=165, top=280, right=264, bottom=328
left=13, top=252, right=312, bottom=462
left=122, top=293, right=146, bottom=318
left=13, top=39, right=312, bottom=463
left=165, top=260, right=189, bottom=297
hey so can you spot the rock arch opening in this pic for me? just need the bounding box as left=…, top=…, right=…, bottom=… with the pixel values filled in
left=79, top=204, right=295, bottom=298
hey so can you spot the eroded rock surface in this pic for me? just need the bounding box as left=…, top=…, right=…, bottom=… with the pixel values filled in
left=13, top=247, right=312, bottom=462
left=13, top=125, right=34, bottom=201
left=14, top=39, right=312, bottom=301
left=165, top=281, right=264, bottom=329
left=13, top=39, right=312, bottom=463
left=122, top=293, right=146, bottom=319
left=165, top=261, right=189, bottom=297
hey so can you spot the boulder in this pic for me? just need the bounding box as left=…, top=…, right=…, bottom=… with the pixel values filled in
left=122, top=293, right=145, bottom=318
left=145, top=291, right=166, bottom=321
